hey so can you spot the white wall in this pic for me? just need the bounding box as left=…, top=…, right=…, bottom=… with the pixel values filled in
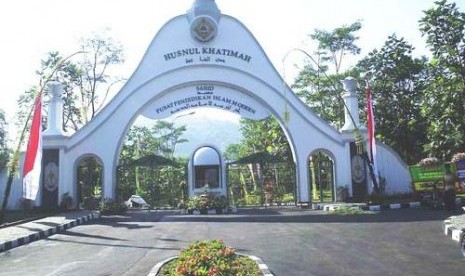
left=369, top=142, right=412, bottom=195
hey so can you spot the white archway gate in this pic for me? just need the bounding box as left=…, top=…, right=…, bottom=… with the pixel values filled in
left=42, top=0, right=364, bottom=207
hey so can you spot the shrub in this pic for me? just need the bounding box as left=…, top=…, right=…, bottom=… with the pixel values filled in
left=452, top=152, right=465, bottom=162
left=418, top=157, right=440, bottom=168
left=282, top=193, right=295, bottom=203
left=159, top=240, right=261, bottom=276
left=187, top=193, right=227, bottom=211
left=99, top=198, right=127, bottom=215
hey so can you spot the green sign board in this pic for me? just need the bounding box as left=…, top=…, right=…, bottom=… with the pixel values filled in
left=409, top=163, right=457, bottom=191
left=409, top=164, right=445, bottom=182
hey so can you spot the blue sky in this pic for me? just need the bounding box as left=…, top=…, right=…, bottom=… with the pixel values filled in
left=1, top=0, right=464, bottom=137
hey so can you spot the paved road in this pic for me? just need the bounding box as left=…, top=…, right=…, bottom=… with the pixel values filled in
left=0, top=208, right=462, bottom=276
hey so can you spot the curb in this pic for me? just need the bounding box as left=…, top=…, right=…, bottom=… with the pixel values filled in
left=314, top=202, right=421, bottom=212
left=147, top=254, right=274, bottom=276
left=362, top=202, right=421, bottom=211
left=0, top=211, right=100, bottom=253
left=443, top=217, right=465, bottom=243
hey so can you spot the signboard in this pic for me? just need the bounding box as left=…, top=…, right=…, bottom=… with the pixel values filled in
left=409, top=163, right=459, bottom=192
left=409, top=164, right=446, bottom=182
left=454, top=159, right=465, bottom=193
left=142, top=84, right=270, bottom=120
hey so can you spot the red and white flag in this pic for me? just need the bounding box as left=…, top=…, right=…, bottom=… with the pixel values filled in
left=366, top=80, right=378, bottom=182
left=23, top=95, right=43, bottom=200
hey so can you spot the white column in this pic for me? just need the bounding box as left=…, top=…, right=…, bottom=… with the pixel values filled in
left=43, top=82, right=66, bottom=136
left=340, top=77, right=364, bottom=132
left=297, top=153, right=309, bottom=203
left=103, top=161, right=115, bottom=200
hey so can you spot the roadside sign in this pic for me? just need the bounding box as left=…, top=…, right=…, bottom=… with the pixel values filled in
left=409, top=163, right=456, bottom=192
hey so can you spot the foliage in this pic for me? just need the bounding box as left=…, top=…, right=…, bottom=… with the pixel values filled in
left=329, top=206, right=376, bottom=215
left=293, top=21, right=362, bottom=128
left=225, top=116, right=295, bottom=207
left=356, top=35, right=428, bottom=164
left=77, top=156, right=103, bottom=204
left=310, top=21, right=362, bottom=74
left=117, top=121, right=188, bottom=207
left=418, top=157, right=440, bottom=167
left=452, top=152, right=465, bottom=162
left=187, top=193, right=227, bottom=210
left=419, top=0, right=465, bottom=160
left=60, top=193, right=73, bottom=210
left=99, top=198, right=127, bottom=215
left=336, top=185, right=349, bottom=202
left=282, top=193, right=295, bottom=204
left=293, top=67, right=352, bottom=127
left=158, top=240, right=261, bottom=276
left=16, top=30, right=125, bottom=132
left=0, top=110, right=9, bottom=169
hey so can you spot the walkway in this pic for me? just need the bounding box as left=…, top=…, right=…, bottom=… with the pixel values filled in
left=0, top=210, right=99, bottom=252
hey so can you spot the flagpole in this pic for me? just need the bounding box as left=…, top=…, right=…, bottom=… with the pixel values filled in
left=0, top=52, right=83, bottom=223
left=364, top=78, right=379, bottom=194
left=0, top=93, right=39, bottom=223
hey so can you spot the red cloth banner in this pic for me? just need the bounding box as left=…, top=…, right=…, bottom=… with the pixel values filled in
left=366, top=80, right=378, bottom=182
left=22, top=95, right=42, bottom=200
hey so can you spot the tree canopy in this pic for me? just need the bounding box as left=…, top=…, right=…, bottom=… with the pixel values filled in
left=0, top=109, right=8, bottom=169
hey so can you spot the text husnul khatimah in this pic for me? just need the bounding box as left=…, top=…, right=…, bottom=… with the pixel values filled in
left=163, top=47, right=252, bottom=63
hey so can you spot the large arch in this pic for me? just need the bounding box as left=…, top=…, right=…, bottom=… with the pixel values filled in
left=42, top=1, right=355, bottom=207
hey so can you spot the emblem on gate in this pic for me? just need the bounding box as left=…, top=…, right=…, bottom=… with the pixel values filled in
left=351, top=155, right=366, bottom=183
left=44, top=162, right=59, bottom=192
left=191, top=16, right=217, bottom=43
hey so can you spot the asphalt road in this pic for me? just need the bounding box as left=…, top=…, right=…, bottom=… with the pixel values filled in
left=0, top=208, right=463, bottom=276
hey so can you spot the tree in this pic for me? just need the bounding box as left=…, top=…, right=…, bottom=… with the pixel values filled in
left=1, top=54, right=75, bottom=223
left=16, top=30, right=125, bottom=132
left=310, top=21, right=362, bottom=74
left=356, top=35, right=428, bottom=164
left=0, top=109, right=8, bottom=170
left=419, top=0, right=465, bottom=159
left=118, top=121, right=188, bottom=206
left=293, top=21, right=362, bottom=128
left=225, top=117, right=292, bottom=203
left=76, top=31, right=125, bottom=125
left=151, top=121, right=188, bottom=159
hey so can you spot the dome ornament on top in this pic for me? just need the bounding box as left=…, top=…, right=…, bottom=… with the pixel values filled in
left=187, top=0, right=221, bottom=43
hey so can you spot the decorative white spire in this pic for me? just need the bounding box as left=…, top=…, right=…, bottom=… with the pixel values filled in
left=43, top=82, right=66, bottom=136
left=340, top=77, right=364, bottom=132
left=187, top=0, right=221, bottom=24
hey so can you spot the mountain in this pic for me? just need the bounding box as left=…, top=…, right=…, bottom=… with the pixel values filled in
left=171, top=109, right=243, bottom=158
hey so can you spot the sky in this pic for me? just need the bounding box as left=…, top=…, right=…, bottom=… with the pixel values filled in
left=1, top=0, right=464, bottom=140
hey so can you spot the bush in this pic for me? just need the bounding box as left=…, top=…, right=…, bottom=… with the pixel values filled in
left=282, top=193, right=295, bottom=203
left=99, top=198, right=127, bottom=215
left=187, top=193, right=227, bottom=211
left=158, top=240, right=261, bottom=276
left=245, top=195, right=261, bottom=206
left=452, top=152, right=465, bottom=162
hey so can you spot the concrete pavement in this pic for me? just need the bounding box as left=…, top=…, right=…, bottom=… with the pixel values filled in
left=0, top=210, right=99, bottom=252
left=0, top=207, right=463, bottom=275
left=1, top=205, right=463, bottom=253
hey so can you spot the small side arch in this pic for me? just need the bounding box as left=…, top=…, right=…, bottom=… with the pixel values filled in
left=308, top=149, right=336, bottom=203
left=74, top=154, right=104, bottom=209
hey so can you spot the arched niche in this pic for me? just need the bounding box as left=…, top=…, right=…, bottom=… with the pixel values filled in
left=76, top=155, right=104, bottom=209
left=308, top=150, right=336, bottom=203
left=189, top=146, right=225, bottom=196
